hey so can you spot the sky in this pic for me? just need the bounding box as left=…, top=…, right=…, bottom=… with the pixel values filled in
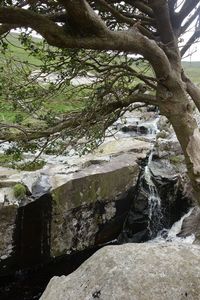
left=181, top=30, right=200, bottom=61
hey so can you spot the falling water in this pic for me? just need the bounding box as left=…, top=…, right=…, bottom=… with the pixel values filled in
left=139, top=117, right=160, bottom=136
left=144, top=151, right=163, bottom=238
left=150, top=208, right=195, bottom=244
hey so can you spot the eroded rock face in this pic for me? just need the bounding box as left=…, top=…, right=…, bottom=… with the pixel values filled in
left=0, top=138, right=150, bottom=271
left=50, top=153, right=141, bottom=257
left=0, top=204, right=17, bottom=259
left=40, top=243, right=200, bottom=300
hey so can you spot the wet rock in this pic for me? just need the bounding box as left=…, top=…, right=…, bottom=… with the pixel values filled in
left=120, top=146, right=193, bottom=244
left=121, top=125, right=138, bottom=133
left=149, top=157, right=192, bottom=229
left=40, top=243, right=200, bottom=300
left=156, top=130, right=168, bottom=139
left=0, top=204, right=17, bottom=260
left=0, top=139, right=151, bottom=272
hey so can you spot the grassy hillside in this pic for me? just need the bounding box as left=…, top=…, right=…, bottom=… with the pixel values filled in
left=182, top=61, right=200, bottom=84
left=1, top=33, right=42, bottom=65
left=3, top=33, right=200, bottom=82
left=0, top=33, right=200, bottom=124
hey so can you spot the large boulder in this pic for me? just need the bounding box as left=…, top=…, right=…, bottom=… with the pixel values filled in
left=40, top=243, right=200, bottom=300
left=0, top=138, right=151, bottom=272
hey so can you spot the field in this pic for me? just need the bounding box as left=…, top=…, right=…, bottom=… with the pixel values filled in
left=182, top=61, right=200, bottom=84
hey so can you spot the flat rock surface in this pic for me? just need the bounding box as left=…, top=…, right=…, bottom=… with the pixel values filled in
left=0, top=138, right=151, bottom=198
left=40, top=243, right=200, bottom=300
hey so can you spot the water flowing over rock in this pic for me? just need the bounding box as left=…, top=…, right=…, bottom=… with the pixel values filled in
left=0, top=109, right=198, bottom=299
left=40, top=243, right=200, bottom=300
left=178, top=206, right=200, bottom=244
left=118, top=147, right=192, bottom=243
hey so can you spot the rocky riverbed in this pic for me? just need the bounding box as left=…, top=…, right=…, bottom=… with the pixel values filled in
left=0, top=108, right=199, bottom=300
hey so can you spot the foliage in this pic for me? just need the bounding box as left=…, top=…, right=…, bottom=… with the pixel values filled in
left=13, top=183, right=27, bottom=199
left=1, top=1, right=200, bottom=204
left=17, top=160, right=45, bottom=171
left=0, top=32, right=154, bottom=158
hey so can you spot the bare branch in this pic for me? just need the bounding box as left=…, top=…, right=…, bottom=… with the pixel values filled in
left=0, top=24, right=17, bottom=36
left=181, top=26, right=200, bottom=57
left=177, top=0, right=200, bottom=26
left=134, top=1, right=154, bottom=18
left=180, top=5, right=200, bottom=35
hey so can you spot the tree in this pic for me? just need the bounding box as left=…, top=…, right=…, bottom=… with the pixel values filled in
left=1, top=1, right=200, bottom=204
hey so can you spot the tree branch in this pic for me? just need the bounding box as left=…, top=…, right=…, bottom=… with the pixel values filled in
left=96, top=0, right=155, bottom=39
left=58, top=0, right=109, bottom=36
left=0, top=7, right=171, bottom=80
left=0, top=93, right=157, bottom=142
left=179, top=5, right=200, bottom=35
left=134, top=1, right=154, bottom=18
left=181, top=27, right=200, bottom=57
left=177, top=0, right=200, bottom=26
left=0, top=24, right=16, bottom=36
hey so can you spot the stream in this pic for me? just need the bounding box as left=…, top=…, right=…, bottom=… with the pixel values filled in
left=0, top=111, right=195, bottom=300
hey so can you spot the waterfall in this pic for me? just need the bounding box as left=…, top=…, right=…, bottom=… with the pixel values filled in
left=139, top=117, right=160, bottom=136
left=150, top=208, right=195, bottom=244
left=146, top=117, right=160, bottom=135
left=144, top=151, right=163, bottom=239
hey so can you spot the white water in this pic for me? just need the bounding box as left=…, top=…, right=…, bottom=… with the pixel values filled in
left=140, top=117, right=160, bottom=136
left=145, top=147, right=195, bottom=244
left=150, top=208, right=195, bottom=244
left=144, top=151, right=163, bottom=237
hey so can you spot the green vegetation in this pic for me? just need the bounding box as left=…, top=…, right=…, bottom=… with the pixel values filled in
left=182, top=61, right=200, bottom=84
left=0, top=150, right=45, bottom=171
left=0, top=33, right=200, bottom=168
left=18, top=160, right=45, bottom=171
left=169, top=155, right=184, bottom=165
left=0, top=33, right=42, bottom=66
left=0, top=33, right=87, bottom=125
left=13, top=183, right=27, bottom=199
left=0, top=34, right=199, bottom=127
left=0, top=149, right=23, bottom=168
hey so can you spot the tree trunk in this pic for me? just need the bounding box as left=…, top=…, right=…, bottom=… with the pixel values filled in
left=160, top=88, right=200, bottom=205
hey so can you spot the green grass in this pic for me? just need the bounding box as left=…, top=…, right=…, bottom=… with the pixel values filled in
left=182, top=61, right=200, bottom=84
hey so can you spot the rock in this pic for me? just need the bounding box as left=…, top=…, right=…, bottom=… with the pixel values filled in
left=178, top=207, right=200, bottom=244
left=94, top=138, right=149, bottom=156
left=0, top=204, right=17, bottom=260
left=154, top=138, right=183, bottom=160
left=40, top=243, right=200, bottom=300
left=121, top=125, right=138, bottom=133
left=156, top=130, right=168, bottom=139
left=49, top=152, right=143, bottom=257
left=32, top=175, right=51, bottom=198
left=0, top=138, right=151, bottom=271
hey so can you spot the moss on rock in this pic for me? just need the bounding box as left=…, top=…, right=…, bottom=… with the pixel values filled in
left=13, top=183, right=27, bottom=199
